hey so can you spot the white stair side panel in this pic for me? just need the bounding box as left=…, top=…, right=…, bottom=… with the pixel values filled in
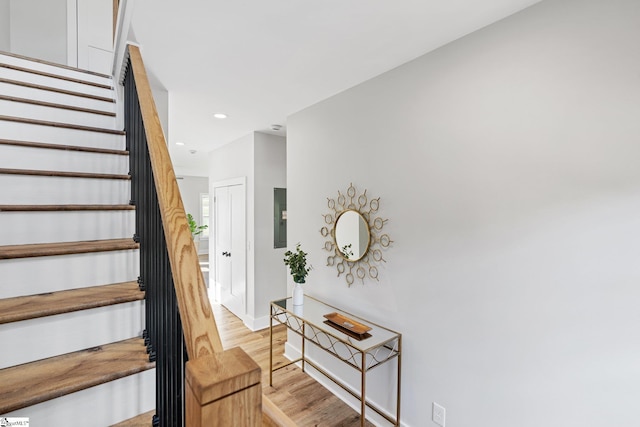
left=0, top=175, right=130, bottom=205
left=0, top=121, right=124, bottom=150
left=1, top=368, right=155, bottom=426
left=0, top=53, right=113, bottom=86
left=0, top=144, right=128, bottom=174
left=0, top=300, right=144, bottom=369
left=0, top=67, right=114, bottom=99
left=0, top=98, right=116, bottom=128
left=0, top=210, right=134, bottom=245
left=0, top=81, right=115, bottom=113
left=0, top=250, right=139, bottom=299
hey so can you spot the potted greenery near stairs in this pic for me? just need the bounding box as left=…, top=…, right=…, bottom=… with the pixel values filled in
left=283, top=243, right=311, bottom=306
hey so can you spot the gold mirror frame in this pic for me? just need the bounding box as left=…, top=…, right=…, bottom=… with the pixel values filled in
left=320, top=183, right=392, bottom=286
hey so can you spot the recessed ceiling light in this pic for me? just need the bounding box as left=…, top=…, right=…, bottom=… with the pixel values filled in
left=213, top=113, right=228, bottom=119
left=176, top=141, right=185, bottom=146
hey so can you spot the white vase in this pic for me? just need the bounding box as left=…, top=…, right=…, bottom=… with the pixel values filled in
left=292, top=282, right=304, bottom=306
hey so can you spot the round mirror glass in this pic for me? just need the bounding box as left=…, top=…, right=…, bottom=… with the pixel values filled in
left=334, top=210, right=370, bottom=262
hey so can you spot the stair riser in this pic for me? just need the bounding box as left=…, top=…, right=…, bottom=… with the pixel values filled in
left=0, top=53, right=113, bottom=86
left=0, top=99, right=116, bottom=128
left=1, top=369, right=155, bottom=425
left=0, top=301, right=144, bottom=369
left=0, top=81, right=115, bottom=113
left=0, top=121, right=124, bottom=150
left=0, top=250, right=139, bottom=299
left=0, top=175, right=130, bottom=205
left=0, top=66, right=113, bottom=99
left=0, top=211, right=135, bottom=245
left=0, top=144, right=128, bottom=175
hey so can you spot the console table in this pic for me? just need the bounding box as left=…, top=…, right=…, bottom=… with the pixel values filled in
left=269, top=295, right=401, bottom=426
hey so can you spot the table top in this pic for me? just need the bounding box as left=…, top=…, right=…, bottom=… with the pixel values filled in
left=271, top=295, right=400, bottom=353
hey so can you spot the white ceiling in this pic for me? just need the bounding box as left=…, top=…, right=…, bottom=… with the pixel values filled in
left=130, top=0, right=542, bottom=175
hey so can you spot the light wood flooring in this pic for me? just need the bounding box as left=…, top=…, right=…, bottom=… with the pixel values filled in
left=213, top=303, right=374, bottom=427
left=113, top=296, right=374, bottom=426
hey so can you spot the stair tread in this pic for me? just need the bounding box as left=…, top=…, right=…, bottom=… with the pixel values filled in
left=0, top=238, right=139, bottom=260
left=0, top=78, right=115, bottom=103
left=0, top=281, right=143, bottom=324
left=0, top=138, right=127, bottom=155
left=0, top=115, right=124, bottom=135
left=0, top=50, right=112, bottom=79
left=0, top=337, right=153, bottom=414
left=0, top=63, right=113, bottom=89
left=111, top=410, right=155, bottom=427
left=0, top=168, right=130, bottom=180
left=0, top=204, right=135, bottom=211
left=0, top=94, right=116, bottom=116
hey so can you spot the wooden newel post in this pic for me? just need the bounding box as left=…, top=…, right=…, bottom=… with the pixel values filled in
left=186, top=347, right=262, bottom=426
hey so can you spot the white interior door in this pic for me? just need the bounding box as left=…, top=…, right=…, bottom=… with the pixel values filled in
left=214, top=180, right=246, bottom=320
left=214, top=186, right=231, bottom=303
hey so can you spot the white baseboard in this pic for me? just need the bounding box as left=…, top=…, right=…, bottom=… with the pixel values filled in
left=281, top=342, right=407, bottom=427
left=244, top=314, right=270, bottom=331
left=283, top=341, right=301, bottom=362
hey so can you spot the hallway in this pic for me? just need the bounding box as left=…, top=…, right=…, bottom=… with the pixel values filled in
left=212, top=303, right=375, bottom=427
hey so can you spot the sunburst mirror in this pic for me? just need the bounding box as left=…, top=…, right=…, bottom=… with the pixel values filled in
left=320, top=183, right=392, bottom=286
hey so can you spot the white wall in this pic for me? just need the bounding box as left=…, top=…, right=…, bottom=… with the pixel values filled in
left=286, top=0, right=640, bottom=426
left=10, top=0, right=67, bottom=64
left=209, top=132, right=287, bottom=330
left=0, top=0, right=10, bottom=52
left=76, top=0, right=112, bottom=73
left=147, top=68, right=169, bottom=141
left=254, top=132, right=287, bottom=328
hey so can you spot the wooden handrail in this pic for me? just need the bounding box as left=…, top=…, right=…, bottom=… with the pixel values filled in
left=127, top=45, right=223, bottom=359
left=127, top=44, right=296, bottom=426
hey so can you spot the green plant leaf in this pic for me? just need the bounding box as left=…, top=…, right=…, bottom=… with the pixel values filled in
left=187, top=213, right=208, bottom=237
left=283, top=243, right=311, bottom=284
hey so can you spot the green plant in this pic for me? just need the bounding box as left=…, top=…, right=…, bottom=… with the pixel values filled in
left=341, top=243, right=354, bottom=260
left=187, top=213, right=208, bottom=238
left=283, top=243, right=312, bottom=284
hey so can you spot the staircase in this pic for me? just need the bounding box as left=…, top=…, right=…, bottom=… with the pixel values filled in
left=0, top=52, right=155, bottom=425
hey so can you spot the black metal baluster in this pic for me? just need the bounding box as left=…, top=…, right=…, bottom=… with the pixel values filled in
left=124, top=56, right=186, bottom=427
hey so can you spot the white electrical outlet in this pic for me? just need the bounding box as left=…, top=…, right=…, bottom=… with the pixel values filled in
left=433, top=402, right=446, bottom=426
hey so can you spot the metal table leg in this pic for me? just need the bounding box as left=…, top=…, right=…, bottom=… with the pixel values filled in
left=361, top=352, right=366, bottom=427
left=269, top=309, right=273, bottom=386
